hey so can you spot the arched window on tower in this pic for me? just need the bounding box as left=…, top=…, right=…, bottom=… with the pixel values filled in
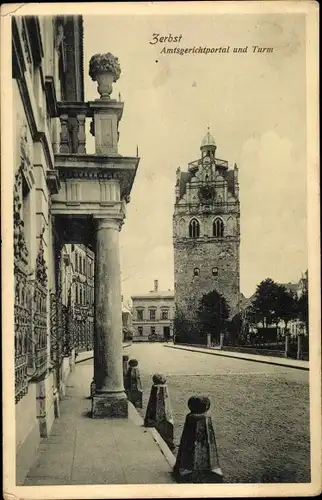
left=194, top=267, right=200, bottom=277
left=213, top=218, right=224, bottom=238
left=189, top=218, right=200, bottom=238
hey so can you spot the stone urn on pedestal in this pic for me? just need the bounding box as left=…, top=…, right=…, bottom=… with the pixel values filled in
left=89, top=52, right=121, bottom=100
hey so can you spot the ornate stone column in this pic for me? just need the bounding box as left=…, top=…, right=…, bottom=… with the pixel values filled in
left=92, top=216, right=128, bottom=418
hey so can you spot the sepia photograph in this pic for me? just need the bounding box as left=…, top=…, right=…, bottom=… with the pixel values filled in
left=1, top=2, right=320, bottom=498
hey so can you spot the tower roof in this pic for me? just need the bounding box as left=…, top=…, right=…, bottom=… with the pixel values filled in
left=201, top=128, right=216, bottom=149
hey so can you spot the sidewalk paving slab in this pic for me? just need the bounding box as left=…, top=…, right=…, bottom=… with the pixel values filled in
left=24, top=363, right=175, bottom=486
left=164, top=343, right=309, bottom=370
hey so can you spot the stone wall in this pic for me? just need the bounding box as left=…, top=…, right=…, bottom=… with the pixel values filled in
left=16, top=385, right=39, bottom=485
left=174, top=239, right=240, bottom=319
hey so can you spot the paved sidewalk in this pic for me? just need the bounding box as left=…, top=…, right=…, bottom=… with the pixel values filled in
left=24, top=363, right=175, bottom=485
left=164, top=344, right=309, bottom=370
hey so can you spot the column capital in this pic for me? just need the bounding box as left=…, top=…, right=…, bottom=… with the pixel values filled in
left=94, top=217, right=123, bottom=232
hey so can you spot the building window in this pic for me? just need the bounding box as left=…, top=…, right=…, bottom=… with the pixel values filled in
left=150, top=309, right=156, bottom=321
left=194, top=267, right=200, bottom=277
left=137, top=309, right=144, bottom=321
left=213, top=218, right=224, bottom=238
left=138, top=326, right=143, bottom=336
left=212, top=267, right=218, bottom=277
left=189, top=218, right=200, bottom=238
left=161, top=310, right=169, bottom=320
left=151, top=326, right=156, bottom=335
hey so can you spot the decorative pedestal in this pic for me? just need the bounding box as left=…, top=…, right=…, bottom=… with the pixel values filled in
left=92, top=392, right=128, bottom=418
left=144, top=374, right=174, bottom=450
left=173, top=396, right=223, bottom=483
left=126, top=359, right=143, bottom=408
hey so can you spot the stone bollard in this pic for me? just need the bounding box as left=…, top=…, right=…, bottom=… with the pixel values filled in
left=297, top=334, right=304, bottom=360
left=173, top=396, right=223, bottom=483
left=206, top=333, right=211, bottom=348
left=123, top=354, right=129, bottom=391
left=126, top=359, right=143, bottom=408
left=285, top=332, right=291, bottom=358
left=219, top=332, right=225, bottom=350
left=144, top=373, right=174, bottom=450
left=90, top=378, right=96, bottom=398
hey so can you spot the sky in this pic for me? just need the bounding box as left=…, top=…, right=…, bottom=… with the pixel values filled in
left=83, top=13, right=307, bottom=302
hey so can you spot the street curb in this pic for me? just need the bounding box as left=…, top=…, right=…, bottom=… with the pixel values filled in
left=164, top=344, right=310, bottom=371
left=128, top=402, right=176, bottom=469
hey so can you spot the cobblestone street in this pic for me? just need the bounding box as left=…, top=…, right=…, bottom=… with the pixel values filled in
left=122, top=343, right=310, bottom=483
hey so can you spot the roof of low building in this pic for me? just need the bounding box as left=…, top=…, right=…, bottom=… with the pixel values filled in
left=131, top=290, right=174, bottom=300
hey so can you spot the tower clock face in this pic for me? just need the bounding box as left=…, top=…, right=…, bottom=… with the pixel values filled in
left=198, top=185, right=215, bottom=203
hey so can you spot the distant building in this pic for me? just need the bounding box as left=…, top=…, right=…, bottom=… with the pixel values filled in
left=122, top=299, right=133, bottom=341
left=68, top=244, right=94, bottom=351
left=131, top=280, right=175, bottom=341
left=173, top=130, right=240, bottom=327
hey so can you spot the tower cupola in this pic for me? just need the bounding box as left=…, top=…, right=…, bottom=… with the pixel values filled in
left=200, top=128, right=216, bottom=160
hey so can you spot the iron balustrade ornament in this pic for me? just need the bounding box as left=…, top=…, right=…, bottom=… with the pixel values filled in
left=35, top=228, right=48, bottom=288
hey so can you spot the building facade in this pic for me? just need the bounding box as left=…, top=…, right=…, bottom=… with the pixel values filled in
left=71, top=244, right=95, bottom=351
left=131, top=280, right=175, bottom=341
left=173, top=130, right=240, bottom=325
left=12, top=15, right=139, bottom=484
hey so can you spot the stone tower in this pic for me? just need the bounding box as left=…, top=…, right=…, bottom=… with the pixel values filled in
left=173, top=130, right=240, bottom=323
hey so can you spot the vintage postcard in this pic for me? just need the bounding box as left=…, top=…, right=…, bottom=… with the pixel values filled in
left=1, top=1, right=320, bottom=499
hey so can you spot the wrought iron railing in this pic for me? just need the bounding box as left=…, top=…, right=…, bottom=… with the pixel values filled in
left=14, top=265, right=32, bottom=403
left=33, top=282, right=48, bottom=376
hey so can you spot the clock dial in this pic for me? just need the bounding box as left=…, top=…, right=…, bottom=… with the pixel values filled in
left=198, top=185, right=215, bottom=203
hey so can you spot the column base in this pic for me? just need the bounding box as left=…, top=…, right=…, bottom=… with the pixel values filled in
left=92, top=392, right=128, bottom=419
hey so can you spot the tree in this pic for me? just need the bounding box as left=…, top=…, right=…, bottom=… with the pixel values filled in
left=296, top=289, right=309, bottom=334
left=251, top=278, right=281, bottom=327
left=173, top=308, right=192, bottom=343
left=227, top=312, right=243, bottom=345
left=197, top=290, right=230, bottom=342
left=275, top=286, right=297, bottom=332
